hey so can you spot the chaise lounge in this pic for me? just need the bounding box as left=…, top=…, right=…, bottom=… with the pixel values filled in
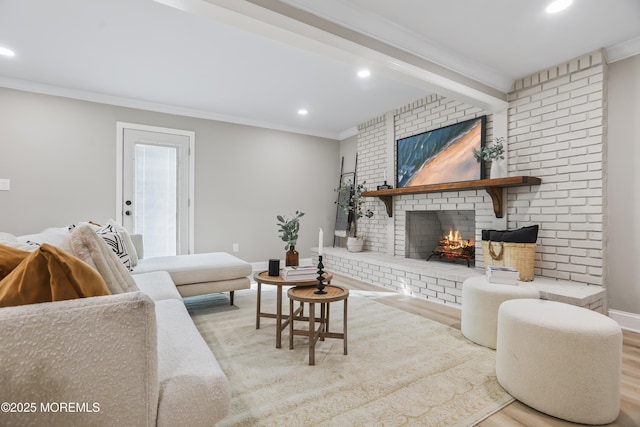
left=130, top=233, right=251, bottom=305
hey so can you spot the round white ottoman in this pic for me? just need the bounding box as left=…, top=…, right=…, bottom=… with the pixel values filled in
left=461, top=276, right=539, bottom=349
left=496, top=299, right=622, bottom=425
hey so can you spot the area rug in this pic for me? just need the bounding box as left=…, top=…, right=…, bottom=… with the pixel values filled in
left=188, top=287, right=513, bottom=426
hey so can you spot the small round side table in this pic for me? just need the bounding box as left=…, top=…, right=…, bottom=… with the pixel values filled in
left=287, top=284, right=348, bottom=366
left=253, top=270, right=332, bottom=349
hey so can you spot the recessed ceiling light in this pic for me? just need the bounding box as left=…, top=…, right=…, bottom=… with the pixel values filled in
left=357, top=69, right=371, bottom=78
left=0, top=46, right=15, bottom=57
left=546, top=0, right=572, bottom=14
left=297, top=109, right=308, bottom=116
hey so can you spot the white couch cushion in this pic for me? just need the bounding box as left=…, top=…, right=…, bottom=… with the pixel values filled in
left=16, top=226, right=70, bottom=247
left=0, top=292, right=159, bottom=427
left=0, top=232, right=38, bottom=251
left=133, top=252, right=251, bottom=285
left=134, top=271, right=182, bottom=301
left=154, top=299, right=230, bottom=427
left=177, top=277, right=251, bottom=297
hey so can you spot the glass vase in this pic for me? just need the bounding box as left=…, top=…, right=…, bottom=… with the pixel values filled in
left=285, top=245, right=299, bottom=267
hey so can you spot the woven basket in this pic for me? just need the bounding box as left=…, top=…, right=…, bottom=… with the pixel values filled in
left=482, top=241, right=536, bottom=281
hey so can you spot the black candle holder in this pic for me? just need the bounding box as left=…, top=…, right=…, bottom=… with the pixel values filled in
left=314, top=255, right=327, bottom=294
left=377, top=181, right=393, bottom=190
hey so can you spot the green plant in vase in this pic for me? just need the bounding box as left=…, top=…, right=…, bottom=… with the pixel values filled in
left=473, top=137, right=505, bottom=178
left=335, top=180, right=373, bottom=252
left=276, top=210, right=304, bottom=266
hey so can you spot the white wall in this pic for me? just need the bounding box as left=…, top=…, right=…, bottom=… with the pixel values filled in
left=332, top=134, right=358, bottom=247
left=0, top=88, right=340, bottom=263
left=607, top=54, right=640, bottom=314
left=339, top=134, right=357, bottom=178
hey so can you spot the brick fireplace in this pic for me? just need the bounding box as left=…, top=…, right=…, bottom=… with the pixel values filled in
left=320, top=51, right=607, bottom=310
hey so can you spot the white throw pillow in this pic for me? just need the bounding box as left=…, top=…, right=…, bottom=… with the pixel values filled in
left=105, top=219, right=138, bottom=267
left=96, top=224, right=132, bottom=271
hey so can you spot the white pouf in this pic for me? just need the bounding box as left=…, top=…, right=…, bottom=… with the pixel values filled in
left=496, top=299, right=622, bottom=425
left=461, top=276, right=539, bottom=349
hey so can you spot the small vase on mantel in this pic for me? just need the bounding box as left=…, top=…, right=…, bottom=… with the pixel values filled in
left=490, top=159, right=507, bottom=179
left=285, top=245, right=299, bottom=266
left=346, top=236, right=364, bottom=253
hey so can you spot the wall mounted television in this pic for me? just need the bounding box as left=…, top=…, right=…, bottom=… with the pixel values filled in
left=396, top=116, right=486, bottom=188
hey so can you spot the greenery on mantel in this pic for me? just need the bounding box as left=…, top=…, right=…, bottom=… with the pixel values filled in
left=335, top=180, right=373, bottom=237
left=473, top=137, right=505, bottom=162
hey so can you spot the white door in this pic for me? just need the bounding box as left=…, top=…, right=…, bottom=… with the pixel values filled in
left=117, top=123, right=194, bottom=257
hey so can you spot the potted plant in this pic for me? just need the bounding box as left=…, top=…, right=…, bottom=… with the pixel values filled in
left=473, top=137, right=506, bottom=178
left=276, top=211, right=304, bottom=266
left=335, top=180, right=373, bottom=252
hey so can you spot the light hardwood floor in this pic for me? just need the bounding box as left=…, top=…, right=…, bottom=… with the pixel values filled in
left=330, top=273, right=640, bottom=427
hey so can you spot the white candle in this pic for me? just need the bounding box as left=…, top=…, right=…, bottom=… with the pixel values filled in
left=318, top=227, right=323, bottom=256
left=383, top=170, right=386, bottom=181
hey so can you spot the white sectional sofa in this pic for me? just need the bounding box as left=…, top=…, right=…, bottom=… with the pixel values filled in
left=0, top=223, right=253, bottom=426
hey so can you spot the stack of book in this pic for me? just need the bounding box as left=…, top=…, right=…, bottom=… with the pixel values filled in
left=486, top=266, right=519, bottom=285
left=282, top=265, right=318, bottom=281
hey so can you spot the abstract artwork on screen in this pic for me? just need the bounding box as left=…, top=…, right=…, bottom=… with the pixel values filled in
left=397, top=116, right=486, bottom=188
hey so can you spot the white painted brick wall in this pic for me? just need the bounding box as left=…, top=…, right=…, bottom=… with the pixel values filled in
left=344, top=51, right=607, bottom=304
left=507, top=51, right=606, bottom=285
left=356, top=115, right=387, bottom=253
left=314, top=249, right=606, bottom=310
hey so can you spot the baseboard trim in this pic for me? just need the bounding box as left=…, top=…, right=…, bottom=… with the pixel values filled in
left=608, top=309, right=640, bottom=333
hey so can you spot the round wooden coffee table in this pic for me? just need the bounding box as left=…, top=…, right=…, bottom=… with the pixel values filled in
left=287, top=284, right=348, bottom=365
left=253, top=270, right=332, bottom=349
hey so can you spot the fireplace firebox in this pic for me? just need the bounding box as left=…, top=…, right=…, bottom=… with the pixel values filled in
left=405, top=210, right=475, bottom=266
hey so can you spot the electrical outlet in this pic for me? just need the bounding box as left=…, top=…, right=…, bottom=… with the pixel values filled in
left=0, top=179, right=10, bottom=191
left=233, top=243, right=239, bottom=252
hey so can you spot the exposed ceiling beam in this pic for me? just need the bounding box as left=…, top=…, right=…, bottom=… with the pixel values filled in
left=156, top=0, right=509, bottom=113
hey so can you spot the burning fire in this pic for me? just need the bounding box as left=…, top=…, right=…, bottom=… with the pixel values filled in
left=430, top=228, right=476, bottom=266
left=441, top=228, right=474, bottom=251
left=427, top=229, right=476, bottom=267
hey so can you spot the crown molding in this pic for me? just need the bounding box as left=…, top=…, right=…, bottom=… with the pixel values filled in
left=605, top=36, right=640, bottom=63
left=337, top=126, right=358, bottom=140
left=0, top=77, right=343, bottom=140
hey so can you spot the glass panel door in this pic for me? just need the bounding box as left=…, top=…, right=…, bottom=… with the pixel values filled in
left=121, top=126, right=191, bottom=257
left=134, top=143, right=178, bottom=257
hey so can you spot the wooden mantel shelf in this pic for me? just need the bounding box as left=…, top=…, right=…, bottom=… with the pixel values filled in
left=362, top=176, right=542, bottom=218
